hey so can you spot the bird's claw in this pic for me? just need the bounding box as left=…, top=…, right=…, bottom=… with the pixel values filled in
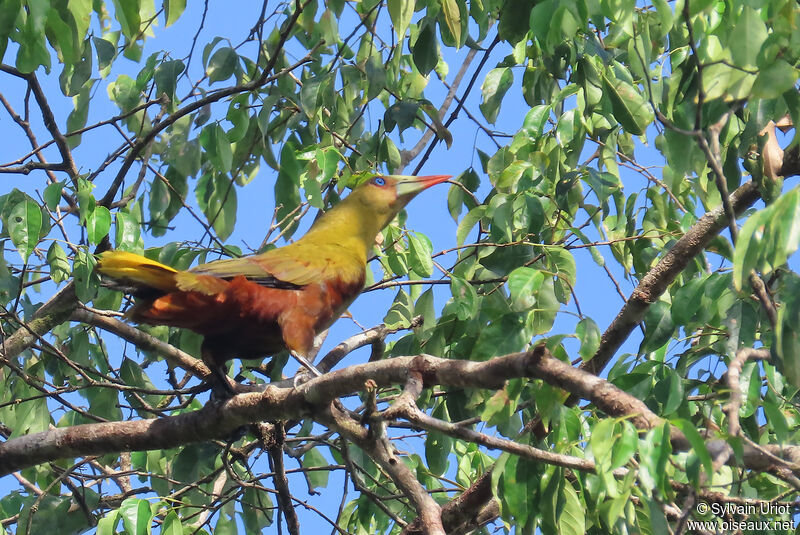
left=293, top=373, right=310, bottom=388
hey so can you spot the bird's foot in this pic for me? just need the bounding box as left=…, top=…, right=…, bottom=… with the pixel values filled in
left=293, top=372, right=310, bottom=388
left=290, top=351, right=323, bottom=388
left=207, top=365, right=240, bottom=402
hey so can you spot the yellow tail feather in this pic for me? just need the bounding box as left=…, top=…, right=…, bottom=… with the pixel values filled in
left=96, top=251, right=179, bottom=292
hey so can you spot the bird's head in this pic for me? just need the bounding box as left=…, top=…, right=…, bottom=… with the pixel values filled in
left=349, top=173, right=451, bottom=228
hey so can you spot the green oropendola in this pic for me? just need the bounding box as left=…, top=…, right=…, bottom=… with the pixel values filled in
left=96, top=173, right=450, bottom=390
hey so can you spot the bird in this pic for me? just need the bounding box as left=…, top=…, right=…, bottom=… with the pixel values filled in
left=95, top=173, right=450, bottom=392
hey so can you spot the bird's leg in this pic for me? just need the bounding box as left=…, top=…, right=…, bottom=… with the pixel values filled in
left=209, top=364, right=237, bottom=398
left=201, top=345, right=238, bottom=399
left=291, top=350, right=322, bottom=387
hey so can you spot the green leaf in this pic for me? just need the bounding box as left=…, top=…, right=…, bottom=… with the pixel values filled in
left=300, top=74, right=329, bottom=118
left=43, top=181, right=64, bottom=211
left=136, top=52, right=158, bottom=89
left=200, top=124, right=233, bottom=173
left=640, top=301, right=674, bottom=353
left=154, top=59, right=185, bottom=109
left=507, top=267, right=544, bottom=310
left=473, top=312, right=528, bottom=360
left=16, top=11, right=50, bottom=72
left=590, top=418, right=617, bottom=469
left=456, top=205, right=485, bottom=246
left=671, top=419, right=713, bottom=481
left=275, top=143, right=301, bottom=236
left=384, top=289, right=415, bottom=328
left=365, top=55, right=386, bottom=101
left=119, top=497, right=151, bottom=535
left=602, top=71, right=653, bottom=135
left=775, top=276, right=800, bottom=388
left=303, top=448, right=330, bottom=489
left=482, top=388, right=514, bottom=426
left=576, top=317, right=601, bottom=361
left=530, top=277, right=559, bottom=335
left=107, top=74, right=140, bottom=112
left=207, top=46, right=237, bottom=83
left=115, top=211, right=142, bottom=251
left=480, top=68, right=513, bottom=124
left=242, top=487, right=273, bottom=531
left=498, top=0, right=533, bottom=44
left=654, top=367, right=683, bottom=415
left=96, top=510, right=120, bottom=535
left=93, top=36, right=117, bottom=77
left=6, top=192, right=43, bottom=262
left=729, top=6, right=767, bottom=68
left=522, top=104, right=551, bottom=136
left=388, top=0, right=414, bottom=39
left=59, top=38, right=93, bottom=96
left=440, top=0, right=462, bottom=47
left=671, top=276, right=705, bottom=326
left=407, top=232, right=434, bottom=277
left=546, top=247, right=576, bottom=286
left=215, top=511, right=237, bottom=535
left=196, top=172, right=237, bottom=241
left=559, top=483, right=585, bottom=535
left=612, top=420, right=638, bottom=469
left=73, top=249, right=98, bottom=303
left=0, top=0, right=21, bottom=60
left=67, top=82, right=93, bottom=148
left=47, top=242, right=70, bottom=283
left=160, top=511, right=182, bottom=535
left=752, top=60, right=798, bottom=99
left=111, top=0, right=141, bottom=40
left=164, top=0, right=186, bottom=27
left=733, top=187, right=800, bottom=290
left=450, top=275, right=478, bottom=321
left=86, top=206, right=111, bottom=244
left=763, top=396, right=789, bottom=441
left=411, top=22, right=438, bottom=75
left=425, top=429, right=452, bottom=476
left=638, top=423, right=671, bottom=495
left=384, top=100, right=420, bottom=132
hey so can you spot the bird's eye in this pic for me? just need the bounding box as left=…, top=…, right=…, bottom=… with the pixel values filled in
left=373, top=177, right=386, bottom=186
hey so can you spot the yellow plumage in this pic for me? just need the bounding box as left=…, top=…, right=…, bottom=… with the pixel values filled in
left=95, top=251, right=178, bottom=292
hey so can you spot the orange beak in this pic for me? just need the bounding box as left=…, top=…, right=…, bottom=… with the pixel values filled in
left=392, top=175, right=451, bottom=198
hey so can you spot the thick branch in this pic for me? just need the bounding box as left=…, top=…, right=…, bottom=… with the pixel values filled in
left=0, top=351, right=556, bottom=475
left=2, top=348, right=796, bottom=480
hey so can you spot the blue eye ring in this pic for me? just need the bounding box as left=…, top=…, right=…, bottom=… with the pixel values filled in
left=373, top=177, right=386, bottom=186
